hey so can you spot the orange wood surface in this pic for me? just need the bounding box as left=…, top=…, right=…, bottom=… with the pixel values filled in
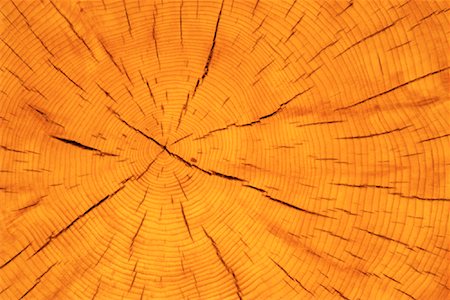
left=1, top=0, right=449, bottom=299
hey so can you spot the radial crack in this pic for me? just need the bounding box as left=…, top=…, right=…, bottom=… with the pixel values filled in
left=0, top=37, right=33, bottom=71
left=51, top=135, right=118, bottom=157
left=180, top=202, right=193, bottom=241
left=122, top=0, right=132, bottom=36
left=112, top=109, right=165, bottom=148
left=48, top=60, right=85, bottom=92
left=49, top=0, right=96, bottom=61
left=271, top=257, right=313, bottom=295
left=335, top=20, right=399, bottom=59
left=179, top=0, right=224, bottom=126
left=166, top=150, right=245, bottom=183
left=19, top=263, right=56, bottom=299
left=193, top=87, right=313, bottom=141
left=332, top=288, right=350, bottom=300
left=335, top=66, right=449, bottom=110
left=203, top=228, right=242, bottom=299
left=336, top=125, right=411, bottom=139
left=130, top=211, right=147, bottom=253
left=32, top=185, right=125, bottom=256
left=265, top=194, right=330, bottom=218
left=356, top=228, right=409, bottom=247
left=0, top=244, right=30, bottom=269
left=200, top=0, right=224, bottom=83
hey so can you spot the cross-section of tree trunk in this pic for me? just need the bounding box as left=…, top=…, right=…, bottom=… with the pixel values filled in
left=1, top=0, right=449, bottom=299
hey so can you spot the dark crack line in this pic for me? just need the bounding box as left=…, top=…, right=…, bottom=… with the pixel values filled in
left=336, top=125, right=411, bottom=139
left=99, top=40, right=123, bottom=75
left=270, top=257, right=313, bottom=295
left=180, top=1, right=184, bottom=46
left=112, top=109, right=248, bottom=185
left=384, top=273, right=401, bottom=284
left=174, top=173, right=189, bottom=200
left=48, top=60, right=85, bottom=92
left=356, top=228, right=409, bottom=247
left=336, top=0, right=353, bottom=17
left=295, top=120, right=344, bottom=128
left=145, top=80, right=157, bottom=106
left=265, top=194, right=330, bottom=218
left=0, top=37, right=33, bottom=71
left=97, top=83, right=118, bottom=102
left=135, top=151, right=164, bottom=181
left=252, top=0, right=260, bottom=15
left=335, top=66, right=449, bottom=111
left=136, top=187, right=149, bottom=211
left=335, top=20, right=398, bottom=59
left=19, top=263, right=56, bottom=299
left=170, top=133, right=193, bottom=146
left=122, top=0, right=132, bottom=37
left=203, top=227, right=242, bottom=299
left=390, top=192, right=450, bottom=202
left=16, top=198, right=41, bottom=212
left=129, top=261, right=139, bottom=292
left=395, top=289, right=416, bottom=300
left=176, top=93, right=191, bottom=130
left=174, top=175, right=194, bottom=241
left=285, top=0, right=298, bottom=17
left=152, top=13, right=161, bottom=68
left=180, top=201, right=193, bottom=241
left=95, top=235, right=114, bottom=267
left=200, top=0, right=224, bottom=84
left=19, top=281, right=39, bottom=300
left=51, top=135, right=118, bottom=157
left=315, top=228, right=349, bottom=241
left=10, top=1, right=55, bottom=57
left=0, top=145, right=26, bottom=154
left=418, top=133, right=450, bottom=143
left=167, top=153, right=329, bottom=221
left=130, top=211, right=146, bottom=253
left=178, top=0, right=224, bottom=127
left=333, top=288, right=350, bottom=300
left=49, top=0, right=97, bottom=61
left=166, top=150, right=246, bottom=183
left=29, top=105, right=64, bottom=128
left=32, top=185, right=125, bottom=257
left=308, top=40, right=338, bottom=63
left=331, top=183, right=393, bottom=189
left=193, top=87, right=313, bottom=141
left=0, top=244, right=30, bottom=269
left=112, top=109, right=165, bottom=148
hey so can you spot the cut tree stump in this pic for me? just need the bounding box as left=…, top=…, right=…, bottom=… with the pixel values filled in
left=1, top=0, right=449, bottom=299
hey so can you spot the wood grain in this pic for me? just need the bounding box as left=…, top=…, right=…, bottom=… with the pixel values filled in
left=1, top=0, right=449, bottom=299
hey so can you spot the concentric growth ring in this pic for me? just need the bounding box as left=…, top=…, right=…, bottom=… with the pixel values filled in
left=1, top=0, right=449, bottom=299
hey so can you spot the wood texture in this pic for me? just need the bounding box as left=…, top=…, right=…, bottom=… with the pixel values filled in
left=1, top=0, right=449, bottom=299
